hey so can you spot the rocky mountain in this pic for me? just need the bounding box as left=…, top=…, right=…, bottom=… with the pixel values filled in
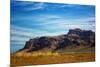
left=18, top=28, right=95, bottom=52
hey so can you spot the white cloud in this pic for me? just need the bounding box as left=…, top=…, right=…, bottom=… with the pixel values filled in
left=11, top=15, right=95, bottom=46
left=11, top=41, right=26, bottom=45
left=24, top=2, right=45, bottom=11
left=11, top=35, right=29, bottom=42
left=35, top=15, right=95, bottom=32
left=73, top=17, right=95, bottom=23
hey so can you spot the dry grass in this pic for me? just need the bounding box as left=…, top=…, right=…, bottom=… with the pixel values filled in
left=11, top=52, right=95, bottom=66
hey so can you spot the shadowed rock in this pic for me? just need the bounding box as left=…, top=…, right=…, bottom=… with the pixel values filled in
left=20, top=28, right=95, bottom=52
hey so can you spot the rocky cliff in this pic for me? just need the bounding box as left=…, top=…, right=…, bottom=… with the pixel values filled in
left=18, top=28, right=95, bottom=52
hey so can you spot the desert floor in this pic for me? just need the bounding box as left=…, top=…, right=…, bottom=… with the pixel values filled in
left=11, top=52, right=95, bottom=66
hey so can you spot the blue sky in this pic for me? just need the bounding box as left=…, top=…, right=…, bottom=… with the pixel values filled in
left=10, top=1, right=95, bottom=53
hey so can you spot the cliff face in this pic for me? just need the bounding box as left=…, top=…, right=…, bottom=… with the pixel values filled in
left=20, top=29, right=95, bottom=52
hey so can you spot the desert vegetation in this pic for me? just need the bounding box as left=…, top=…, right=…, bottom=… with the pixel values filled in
left=11, top=52, right=95, bottom=66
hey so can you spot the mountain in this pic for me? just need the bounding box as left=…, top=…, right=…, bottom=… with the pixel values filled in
left=17, top=28, right=95, bottom=53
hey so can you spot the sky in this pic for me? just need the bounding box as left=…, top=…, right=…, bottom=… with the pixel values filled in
left=10, top=1, right=95, bottom=53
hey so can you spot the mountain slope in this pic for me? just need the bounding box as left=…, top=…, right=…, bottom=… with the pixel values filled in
left=16, top=28, right=95, bottom=53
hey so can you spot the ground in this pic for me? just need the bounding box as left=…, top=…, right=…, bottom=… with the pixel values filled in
left=11, top=52, right=95, bottom=66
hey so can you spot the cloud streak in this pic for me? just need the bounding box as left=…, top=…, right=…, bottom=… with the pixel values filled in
left=10, top=1, right=95, bottom=53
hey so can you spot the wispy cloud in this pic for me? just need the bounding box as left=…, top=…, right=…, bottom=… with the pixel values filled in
left=11, top=1, right=34, bottom=6
left=25, top=2, right=45, bottom=11
left=11, top=1, right=95, bottom=53
left=11, top=40, right=26, bottom=45
left=73, top=17, right=95, bottom=23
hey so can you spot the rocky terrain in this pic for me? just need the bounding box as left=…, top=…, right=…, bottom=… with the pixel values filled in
left=17, top=28, right=95, bottom=53
left=11, top=28, right=95, bottom=66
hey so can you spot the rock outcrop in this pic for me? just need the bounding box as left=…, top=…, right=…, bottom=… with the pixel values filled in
left=19, top=28, right=95, bottom=52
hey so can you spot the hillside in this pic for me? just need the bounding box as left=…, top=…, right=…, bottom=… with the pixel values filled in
left=16, top=28, right=95, bottom=53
